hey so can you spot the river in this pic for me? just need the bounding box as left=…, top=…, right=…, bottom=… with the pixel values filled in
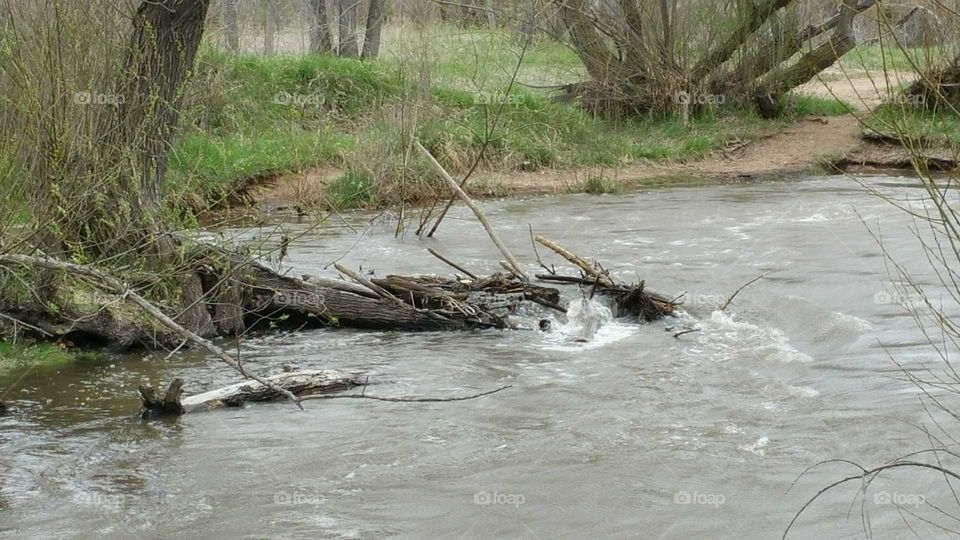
left=1, top=175, right=957, bottom=539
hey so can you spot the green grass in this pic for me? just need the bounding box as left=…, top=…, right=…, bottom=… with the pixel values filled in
left=864, top=104, right=960, bottom=147
left=839, top=44, right=957, bottom=72
left=785, top=94, right=853, bottom=117
left=0, top=341, right=73, bottom=375
left=327, top=169, right=374, bottom=209
left=570, top=173, right=623, bottom=195
left=168, top=131, right=353, bottom=206
left=166, top=26, right=854, bottom=212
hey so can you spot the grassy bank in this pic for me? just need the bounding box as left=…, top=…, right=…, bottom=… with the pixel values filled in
left=863, top=104, right=960, bottom=147
left=168, top=27, right=853, bottom=212
left=839, top=44, right=958, bottom=72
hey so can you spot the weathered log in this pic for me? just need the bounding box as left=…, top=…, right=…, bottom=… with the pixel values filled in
left=140, top=370, right=362, bottom=415
left=0, top=253, right=302, bottom=406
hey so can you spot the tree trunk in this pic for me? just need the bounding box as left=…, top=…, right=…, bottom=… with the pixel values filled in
left=97, top=0, right=213, bottom=332
left=484, top=0, right=496, bottom=27
left=554, top=0, right=875, bottom=117
left=223, top=0, right=239, bottom=52
left=558, top=0, right=618, bottom=82
left=262, top=0, right=277, bottom=55
left=658, top=0, right=673, bottom=64
left=754, top=0, right=867, bottom=117
left=690, top=0, right=795, bottom=83
left=338, top=0, right=359, bottom=57
left=309, top=0, right=333, bottom=53
left=361, top=0, right=385, bottom=59
left=107, top=0, right=211, bottom=216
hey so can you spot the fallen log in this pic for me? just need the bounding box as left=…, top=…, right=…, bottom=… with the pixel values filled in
left=0, top=230, right=676, bottom=353
left=139, top=370, right=362, bottom=415
left=0, top=253, right=304, bottom=407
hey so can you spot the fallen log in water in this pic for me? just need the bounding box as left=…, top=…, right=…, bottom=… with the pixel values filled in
left=0, top=232, right=676, bottom=353
left=139, top=370, right=363, bottom=415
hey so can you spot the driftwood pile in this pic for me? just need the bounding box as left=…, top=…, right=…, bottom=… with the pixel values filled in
left=0, top=235, right=674, bottom=347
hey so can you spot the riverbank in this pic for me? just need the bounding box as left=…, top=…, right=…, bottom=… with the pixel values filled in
left=179, top=47, right=955, bottom=218
left=167, top=27, right=876, bottom=216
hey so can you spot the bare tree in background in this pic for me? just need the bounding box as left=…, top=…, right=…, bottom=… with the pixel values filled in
left=485, top=0, right=496, bottom=27
left=554, top=0, right=879, bottom=117
left=223, top=0, right=239, bottom=52
left=309, top=0, right=333, bottom=53
left=362, top=0, right=386, bottom=58
left=262, top=0, right=277, bottom=55
left=338, top=0, right=359, bottom=57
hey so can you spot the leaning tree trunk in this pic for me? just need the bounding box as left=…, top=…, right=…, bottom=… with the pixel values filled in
left=361, top=0, right=385, bottom=59
left=105, top=0, right=211, bottom=217
left=309, top=0, right=333, bottom=53
left=223, top=0, right=239, bottom=52
left=753, top=0, right=872, bottom=117
left=338, top=0, right=359, bottom=58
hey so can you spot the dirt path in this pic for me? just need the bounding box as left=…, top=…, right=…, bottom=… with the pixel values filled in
left=253, top=72, right=911, bottom=209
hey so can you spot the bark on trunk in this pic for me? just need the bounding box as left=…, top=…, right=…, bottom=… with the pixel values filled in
left=484, top=0, right=496, bottom=27
left=754, top=0, right=865, bottom=117
left=309, top=0, right=333, bottom=53
left=690, top=0, right=795, bottom=83
left=223, top=0, right=239, bottom=52
left=108, top=0, right=211, bottom=215
left=338, top=0, right=359, bottom=57
left=361, top=0, right=385, bottom=59
left=262, top=0, right=277, bottom=56
left=557, top=0, right=618, bottom=82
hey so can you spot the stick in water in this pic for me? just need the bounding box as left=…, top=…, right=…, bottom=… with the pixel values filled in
left=414, top=141, right=528, bottom=280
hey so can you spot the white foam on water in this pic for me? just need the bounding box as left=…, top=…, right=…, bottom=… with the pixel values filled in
left=541, top=297, right=635, bottom=351
left=739, top=436, right=770, bottom=456
left=674, top=309, right=814, bottom=364
left=795, top=213, right=830, bottom=223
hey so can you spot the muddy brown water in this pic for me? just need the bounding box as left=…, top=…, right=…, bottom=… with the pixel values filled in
left=2, top=175, right=958, bottom=539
